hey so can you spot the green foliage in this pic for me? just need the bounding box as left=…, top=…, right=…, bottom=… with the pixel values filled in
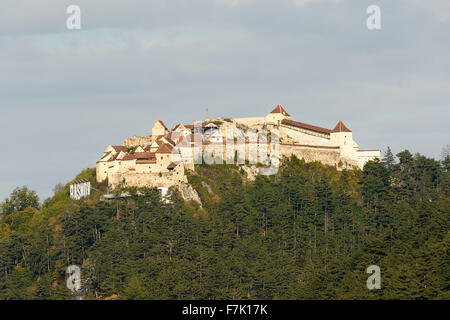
left=1, top=186, right=40, bottom=217
left=0, top=152, right=448, bottom=300
left=383, top=146, right=396, bottom=170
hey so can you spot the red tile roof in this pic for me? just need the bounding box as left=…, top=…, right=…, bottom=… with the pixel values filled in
left=136, top=160, right=156, bottom=164
left=281, top=119, right=331, bottom=135
left=270, top=104, right=290, bottom=116
left=135, top=152, right=156, bottom=160
left=121, top=154, right=136, bottom=161
left=111, top=146, right=128, bottom=153
left=331, top=120, right=352, bottom=133
left=167, top=162, right=179, bottom=170
left=156, top=143, right=174, bottom=154
left=280, top=143, right=340, bottom=149
left=164, top=137, right=176, bottom=146
left=180, top=134, right=203, bottom=145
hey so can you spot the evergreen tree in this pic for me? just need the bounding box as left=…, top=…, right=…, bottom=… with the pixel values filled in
left=383, top=146, right=396, bottom=170
left=0, top=153, right=448, bottom=300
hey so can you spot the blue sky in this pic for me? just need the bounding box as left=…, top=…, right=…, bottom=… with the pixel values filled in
left=0, top=0, right=449, bottom=201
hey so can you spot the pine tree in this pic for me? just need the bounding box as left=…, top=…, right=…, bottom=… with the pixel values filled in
left=383, top=146, right=396, bottom=170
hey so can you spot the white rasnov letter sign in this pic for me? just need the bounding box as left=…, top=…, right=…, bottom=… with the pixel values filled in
left=70, top=182, right=91, bottom=200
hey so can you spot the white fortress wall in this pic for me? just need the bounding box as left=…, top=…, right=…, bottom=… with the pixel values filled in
left=280, top=125, right=331, bottom=146
left=279, top=144, right=343, bottom=167
left=357, top=149, right=381, bottom=168
left=108, top=171, right=187, bottom=189
left=97, top=161, right=109, bottom=182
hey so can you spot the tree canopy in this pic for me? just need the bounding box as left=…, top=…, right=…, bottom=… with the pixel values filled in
left=0, top=153, right=448, bottom=300
left=1, top=186, right=40, bottom=217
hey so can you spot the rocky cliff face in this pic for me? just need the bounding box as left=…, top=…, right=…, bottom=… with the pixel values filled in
left=123, top=135, right=153, bottom=148
left=241, top=165, right=258, bottom=181
left=180, top=182, right=202, bottom=206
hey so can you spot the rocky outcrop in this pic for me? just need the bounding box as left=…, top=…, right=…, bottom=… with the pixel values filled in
left=181, top=182, right=202, bottom=206
left=123, top=135, right=153, bottom=148
left=241, top=165, right=258, bottom=181
left=201, top=181, right=213, bottom=194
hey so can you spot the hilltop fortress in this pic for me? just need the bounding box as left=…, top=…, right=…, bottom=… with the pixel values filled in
left=96, top=105, right=380, bottom=193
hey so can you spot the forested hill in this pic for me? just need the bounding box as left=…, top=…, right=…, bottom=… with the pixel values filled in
left=0, top=149, right=449, bottom=300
